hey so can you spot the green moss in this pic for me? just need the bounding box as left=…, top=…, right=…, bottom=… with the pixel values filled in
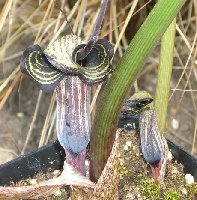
left=188, top=182, right=197, bottom=193
left=140, top=178, right=161, bottom=200
left=118, top=133, right=197, bottom=199
left=119, top=164, right=131, bottom=176
left=187, top=183, right=197, bottom=199
left=136, top=174, right=143, bottom=181
left=164, top=189, right=180, bottom=200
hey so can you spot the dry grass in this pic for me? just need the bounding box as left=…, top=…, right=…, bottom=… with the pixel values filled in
left=0, top=0, right=196, bottom=163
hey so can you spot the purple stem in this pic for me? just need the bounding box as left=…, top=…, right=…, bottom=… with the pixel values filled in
left=150, top=161, right=162, bottom=182
left=89, top=0, right=109, bottom=42
left=66, top=150, right=86, bottom=174
left=55, top=76, right=91, bottom=175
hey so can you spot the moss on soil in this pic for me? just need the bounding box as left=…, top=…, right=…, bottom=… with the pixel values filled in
left=118, top=131, right=197, bottom=200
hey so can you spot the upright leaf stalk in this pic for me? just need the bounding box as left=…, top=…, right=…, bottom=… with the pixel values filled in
left=155, top=18, right=176, bottom=133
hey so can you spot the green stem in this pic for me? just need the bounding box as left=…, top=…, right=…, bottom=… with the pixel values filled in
left=90, top=0, right=185, bottom=182
left=155, top=18, right=176, bottom=134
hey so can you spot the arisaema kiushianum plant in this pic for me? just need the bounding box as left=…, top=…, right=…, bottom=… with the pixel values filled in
left=20, top=0, right=113, bottom=175
left=122, top=91, right=168, bottom=183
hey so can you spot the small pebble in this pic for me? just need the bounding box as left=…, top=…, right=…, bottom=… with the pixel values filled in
left=54, top=189, right=62, bottom=196
left=172, top=118, right=179, bottom=130
left=126, top=194, right=134, bottom=199
left=185, top=174, right=194, bottom=184
left=53, top=170, right=60, bottom=176
left=167, top=150, right=173, bottom=161
left=124, top=145, right=129, bottom=151
left=171, top=166, right=179, bottom=174
left=126, top=141, right=132, bottom=147
left=195, top=60, right=197, bottom=64
left=119, top=158, right=124, bottom=165
left=181, top=188, right=187, bottom=195
left=29, top=179, right=37, bottom=185
left=17, top=112, right=24, bottom=118
left=85, top=160, right=89, bottom=167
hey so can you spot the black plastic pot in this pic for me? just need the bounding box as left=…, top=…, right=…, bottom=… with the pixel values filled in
left=0, top=117, right=197, bottom=186
left=0, top=141, right=65, bottom=186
